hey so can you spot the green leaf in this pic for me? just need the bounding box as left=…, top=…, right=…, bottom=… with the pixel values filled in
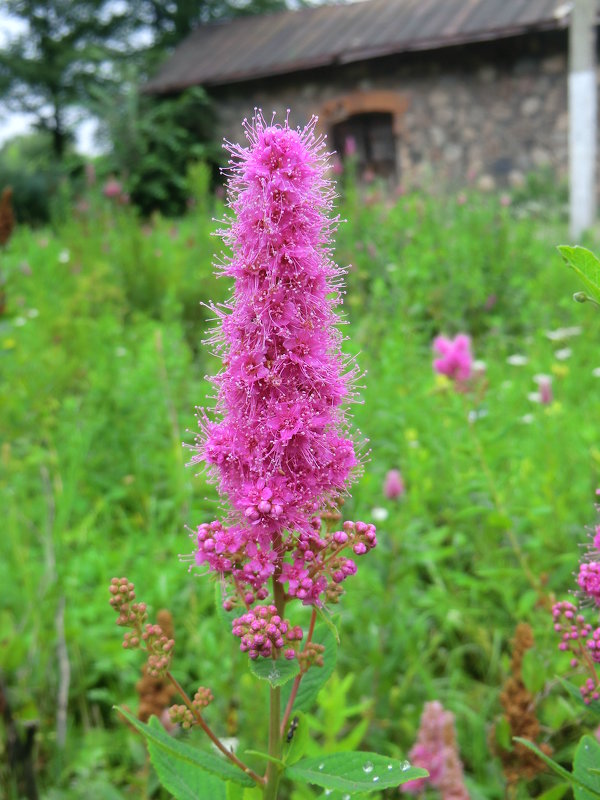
left=226, top=784, right=264, bottom=800
left=515, top=738, right=600, bottom=797
left=574, top=736, right=600, bottom=800
left=286, top=752, right=427, bottom=793
left=115, top=707, right=255, bottom=787
left=243, top=750, right=285, bottom=767
left=558, top=245, right=600, bottom=305
left=316, top=607, right=341, bottom=644
left=537, top=785, right=570, bottom=800
left=281, top=626, right=337, bottom=713
left=146, top=718, right=226, bottom=800
left=249, top=657, right=300, bottom=687
left=495, top=716, right=512, bottom=751
left=521, top=649, right=546, bottom=694
left=283, top=712, right=309, bottom=766
left=558, top=678, right=600, bottom=716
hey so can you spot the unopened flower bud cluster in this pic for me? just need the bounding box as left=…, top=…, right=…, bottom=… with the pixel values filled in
left=169, top=686, right=214, bottom=729
left=232, top=604, right=303, bottom=660
left=109, top=577, right=175, bottom=678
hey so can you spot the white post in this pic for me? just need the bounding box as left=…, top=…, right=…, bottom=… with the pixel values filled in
left=569, top=0, right=597, bottom=238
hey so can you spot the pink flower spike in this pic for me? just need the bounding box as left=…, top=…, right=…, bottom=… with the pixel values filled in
left=188, top=110, right=375, bottom=641
left=400, top=701, right=468, bottom=798
left=433, top=334, right=473, bottom=387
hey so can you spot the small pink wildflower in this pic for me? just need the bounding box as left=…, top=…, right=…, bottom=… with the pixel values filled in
left=384, top=469, right=405, bottom=500
left=401, top=701, right=469, bottom=798
left=433, top=334, right=473, bottom=386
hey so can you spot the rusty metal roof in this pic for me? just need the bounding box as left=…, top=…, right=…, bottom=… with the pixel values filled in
left=145, top=0, right=573, bottom=93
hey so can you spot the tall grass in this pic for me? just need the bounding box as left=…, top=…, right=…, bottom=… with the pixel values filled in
left=1, top=178, right=599, bottom=798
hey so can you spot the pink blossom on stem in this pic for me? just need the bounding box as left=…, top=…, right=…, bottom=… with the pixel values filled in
left=433, top=334, right=473, bottom=387
left=189, top=111, right=375, bottom=654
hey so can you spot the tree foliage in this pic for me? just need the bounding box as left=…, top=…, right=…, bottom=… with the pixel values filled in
left=0, top=0, right=141, bottom=159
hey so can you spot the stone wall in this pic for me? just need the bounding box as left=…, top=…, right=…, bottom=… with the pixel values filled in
left=208, top=31, right=571, bottom=192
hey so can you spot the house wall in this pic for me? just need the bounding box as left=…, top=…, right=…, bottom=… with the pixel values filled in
left=208, top=32, right=570, bottom=192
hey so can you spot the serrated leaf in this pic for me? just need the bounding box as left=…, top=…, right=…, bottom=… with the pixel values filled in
left=283, top=712, right=309, bottom=766
left=248, top=657, right=300, bottom=687
left=574, top=736, right=600, bottom=799
left=558, top=245, right=600, bottom=305
left=281, top=626, right=337, bottom=713
left=286, top=752, right=427, bottom=793
left=147, top=718, right=226, bottom=800
left=115, top=707, right=255, bottom=787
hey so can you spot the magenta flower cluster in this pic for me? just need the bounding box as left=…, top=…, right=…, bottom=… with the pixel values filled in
left=433, top=334, right=473, bottom=387
left=551, top=514, right=600, bottom=703
left=190, top=112, right=375, bottom=656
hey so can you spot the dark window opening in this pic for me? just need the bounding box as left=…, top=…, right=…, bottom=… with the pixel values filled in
left=332, top=112, right=397, bottom=181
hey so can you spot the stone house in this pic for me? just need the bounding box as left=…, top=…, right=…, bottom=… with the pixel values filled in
left=145, top=0, right=592, bottom=192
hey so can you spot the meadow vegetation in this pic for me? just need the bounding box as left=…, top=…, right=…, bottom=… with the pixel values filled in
left=2, top=166, right=600, bottom=799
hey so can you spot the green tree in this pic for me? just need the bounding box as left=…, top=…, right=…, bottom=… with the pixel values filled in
left=0, top=0, right=140, bottom=159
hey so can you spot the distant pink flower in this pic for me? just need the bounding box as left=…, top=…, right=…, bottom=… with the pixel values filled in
left=433, top=334, right=473, bottom=386
left=331, top=155, right=344, bottom=175
left=103, top=177, right=122, bottom=199
left=344, top=135, right=357, bottom=157
left=529, top=374, right=553, bottom=405
left=536, top=374, right=552, bottom=405
left=384, top=469, right=405, bottom=500
left=401, top=701, right=469, bottom=798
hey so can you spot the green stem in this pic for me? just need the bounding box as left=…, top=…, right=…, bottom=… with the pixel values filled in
left=264, top=567, right=286, bottom=799
left=264, top=684, right=282, bottom=800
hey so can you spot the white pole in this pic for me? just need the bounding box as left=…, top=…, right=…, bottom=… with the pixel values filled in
left=569, top=0, right=597, bottom=238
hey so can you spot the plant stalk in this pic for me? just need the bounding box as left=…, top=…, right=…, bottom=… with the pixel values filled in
left=264, top=685, right=282, bottom=800
left=263, top=567, right=286, bottom=799
left=166, top=672, right=264, bottom=785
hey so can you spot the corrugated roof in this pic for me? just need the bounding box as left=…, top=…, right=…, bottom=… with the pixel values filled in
left=145, top=0, right=573, bottom=93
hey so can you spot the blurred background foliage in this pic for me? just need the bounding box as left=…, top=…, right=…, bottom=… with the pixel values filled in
left=0, top=0, right=300, bottom=224
left=2, top=2, right=600, bottom=799
left=1, top=161, right=599, bottom=797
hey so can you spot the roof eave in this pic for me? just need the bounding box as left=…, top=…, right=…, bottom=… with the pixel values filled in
left=143, top=16, right=569, bottom=95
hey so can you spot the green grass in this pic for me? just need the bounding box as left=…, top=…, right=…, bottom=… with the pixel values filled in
left=1, top=182, right=600, bottom=799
